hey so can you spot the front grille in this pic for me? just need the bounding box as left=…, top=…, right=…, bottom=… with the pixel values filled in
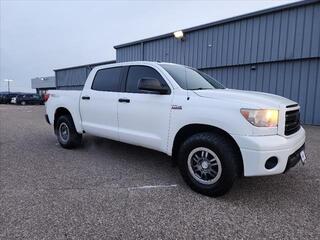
left=285, top=109, right=300, bottom=135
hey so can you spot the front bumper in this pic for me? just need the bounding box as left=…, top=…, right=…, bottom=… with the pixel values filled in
left=232, top=127, right=306, bottom=177
left=284, top=144, right=305, bottom=172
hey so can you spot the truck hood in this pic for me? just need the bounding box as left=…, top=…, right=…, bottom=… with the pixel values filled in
left=193, top=89, right=296, bottom=108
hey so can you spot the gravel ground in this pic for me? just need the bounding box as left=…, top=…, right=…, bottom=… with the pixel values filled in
left=0, top=105, right=319, bottom=240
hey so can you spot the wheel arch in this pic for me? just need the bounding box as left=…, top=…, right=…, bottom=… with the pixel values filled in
left=54, top=107, right=76, bottom=134
left=171, top=124, right=243, bottom=176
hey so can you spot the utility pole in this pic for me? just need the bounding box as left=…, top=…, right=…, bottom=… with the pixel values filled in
left=3, top=79, right=13, bottom=93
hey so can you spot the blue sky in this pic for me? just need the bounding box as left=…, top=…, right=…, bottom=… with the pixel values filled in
left=0, top=0, right=299, bottom=92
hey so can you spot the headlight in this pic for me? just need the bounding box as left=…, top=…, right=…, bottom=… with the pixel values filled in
left=240, top=109, right=279, bottom=127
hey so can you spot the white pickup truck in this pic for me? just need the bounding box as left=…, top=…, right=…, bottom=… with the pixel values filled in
left=45, top=61, right=306, bottom=196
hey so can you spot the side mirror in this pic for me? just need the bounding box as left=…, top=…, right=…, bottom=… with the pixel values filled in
left=138, top=77, right=170, bottom=94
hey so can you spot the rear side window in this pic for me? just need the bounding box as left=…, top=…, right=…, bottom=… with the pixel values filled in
left=91, top=67, right=122, bottom=91
left=126, top=66, right=167, bottom=93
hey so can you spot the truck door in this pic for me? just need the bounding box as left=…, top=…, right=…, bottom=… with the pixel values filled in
left=79, top=67, right=122, bottom=141
left=117, top=65, right=173, bottom=152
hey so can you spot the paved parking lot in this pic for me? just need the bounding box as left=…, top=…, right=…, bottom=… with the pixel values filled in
left=0, top=105, right=319, bottom=239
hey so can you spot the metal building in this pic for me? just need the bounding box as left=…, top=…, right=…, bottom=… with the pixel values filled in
left=31, top=76, right=56, bottom=95
left=54, top=60, right=116, bottom=90
left=114, top=0, right=320, bottom=125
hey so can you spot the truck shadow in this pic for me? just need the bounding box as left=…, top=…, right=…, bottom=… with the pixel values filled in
left=80, top=134, right=172, bottom=163
left=78, top=134, right=181, bottom=183
left=77, top=134, right=310, bottom=203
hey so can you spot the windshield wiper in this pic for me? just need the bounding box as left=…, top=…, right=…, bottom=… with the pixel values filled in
left=189, top=88, right=213, bottom=90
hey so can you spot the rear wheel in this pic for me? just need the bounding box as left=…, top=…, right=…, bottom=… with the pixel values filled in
left=178, top=132, right=239, bottom=197
left=21, top=101, right=26, bottom=105
left=56, top=115, right=82, bottom=149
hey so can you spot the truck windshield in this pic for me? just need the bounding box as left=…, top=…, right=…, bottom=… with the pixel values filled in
left=160, top=63, right=225, bottom=90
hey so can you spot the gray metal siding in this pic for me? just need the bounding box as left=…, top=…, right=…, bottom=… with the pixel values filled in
left=55, top=85, right=84, bottom=90
left=201, top=58, right=320, bottom=125
left=116, top=43, right=142, bottom=63
left=55, top=61, right=116, bottom=90
left=115, top=1, right=320, bottom=125
left=56, top=67, right=88, bottom=89
left=117, top=2, right=320, bottom=67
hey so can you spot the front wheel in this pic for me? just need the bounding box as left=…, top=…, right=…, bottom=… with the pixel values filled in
left=178, top=132, right=239, bottom=197
left=56, top=115, right=82, bottom=149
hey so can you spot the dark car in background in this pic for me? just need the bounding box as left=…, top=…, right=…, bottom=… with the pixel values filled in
left=16, top=94, right=43, bottom=105
left=0, top=93, right=20, bottom=104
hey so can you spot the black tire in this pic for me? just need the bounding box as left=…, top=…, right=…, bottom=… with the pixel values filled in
left=55, top=115, right=82, bottom=149
left=178, top=132, right=239, bottom=197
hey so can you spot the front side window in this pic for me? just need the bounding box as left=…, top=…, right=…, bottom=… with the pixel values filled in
left=160, top=63, right=225, bottom=90
left=126, top=66, right=168, bottom=93
left=92, top=67, right=122, bottom=92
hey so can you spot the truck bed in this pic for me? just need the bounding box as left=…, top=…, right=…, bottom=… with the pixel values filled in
left=46, top=90, right=83, bottom=133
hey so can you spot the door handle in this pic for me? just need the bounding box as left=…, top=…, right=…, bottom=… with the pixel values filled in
left=82, top=96, right=90, bottom=100
left=118, top=98, right=130, bottom=103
